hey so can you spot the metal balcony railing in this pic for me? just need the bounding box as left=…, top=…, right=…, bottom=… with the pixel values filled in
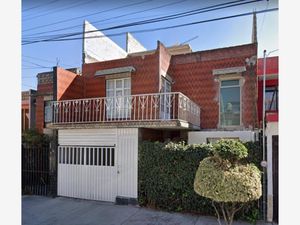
left=50, top=92, right=200, bottom=127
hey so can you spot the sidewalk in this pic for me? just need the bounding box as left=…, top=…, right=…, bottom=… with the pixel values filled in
left=22, top=196, right=276, bottom=225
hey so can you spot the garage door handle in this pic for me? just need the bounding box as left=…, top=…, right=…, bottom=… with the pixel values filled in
left=117, top=170, right=120, bottom=174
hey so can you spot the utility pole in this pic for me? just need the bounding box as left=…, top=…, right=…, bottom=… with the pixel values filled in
left=262, top=49, right=278, bottom=221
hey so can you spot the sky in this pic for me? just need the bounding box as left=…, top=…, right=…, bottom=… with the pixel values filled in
left=22, top=0, right=278, bottom=91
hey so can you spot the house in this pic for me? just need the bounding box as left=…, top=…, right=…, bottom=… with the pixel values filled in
left=32, top=15, right=260, bottom=204
left=21, top=68, right=81, bottom=134
left=22, top=14, right=262, bottom=204
left=257, top=56, right=279, bottom=223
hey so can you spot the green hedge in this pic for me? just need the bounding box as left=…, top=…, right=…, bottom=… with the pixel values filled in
left=22, top=129, right=50, bottom=147
left=138, top=141, right=262, bottom=220
left=139, top=141, right=214, bottom=214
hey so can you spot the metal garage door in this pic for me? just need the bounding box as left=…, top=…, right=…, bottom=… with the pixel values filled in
left=57, top=128, right=138, bottom=202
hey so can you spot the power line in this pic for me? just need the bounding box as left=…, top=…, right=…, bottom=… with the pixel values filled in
left=22, top=55, right=76, bottom=68
left=23, top=0, right=189, bottom=38
left=22, top=59, right=52, bottom=68
left=23, top=0, right=96, bottom=21
left=22, top=66, right=53, bottom=70
left=23, top=0, right=266, bottom=44
left=23, top=0, right=256, bottom=41
left=22, top=84, right=36, bottom=89
left=22, top=0, right=150, bottom=33
left=22, top=0, right=59, bottom=12
left=23, top=7, right=278, bottom=46
left=259, top=0, right=270, bottom=35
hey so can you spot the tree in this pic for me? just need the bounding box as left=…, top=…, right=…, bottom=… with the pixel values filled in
left=194, top=139, right=262, bottom=225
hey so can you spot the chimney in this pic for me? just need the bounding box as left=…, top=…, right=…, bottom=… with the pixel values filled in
left=252, top=11, right=257, bottom=43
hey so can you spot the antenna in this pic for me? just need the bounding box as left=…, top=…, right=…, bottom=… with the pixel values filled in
left=56, top=57, right=60, bottom=67
left=180, top=35, right=199, bottom=45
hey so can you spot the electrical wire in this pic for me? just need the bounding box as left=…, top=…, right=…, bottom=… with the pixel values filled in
left=22, top=55, right=76, bottom=68
left=23, top=0, right=97, bottom=21
left=23, top=0, right=187, bottom=38
left=22, top=7, right=278, bottom=46
left=23, top=0, right=257, bottom=41
left=22, top=0, right=150, bottom=33
left=22, top=59, right=53, bottom=68
left=22, top=0, right=59, bottom=13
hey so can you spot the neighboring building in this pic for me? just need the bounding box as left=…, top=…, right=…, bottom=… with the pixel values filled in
left=21, top=68, right=81, bottom=134
left=21, top=89, right=36, bottom=131
left=257, top=56, right=279, bottom=223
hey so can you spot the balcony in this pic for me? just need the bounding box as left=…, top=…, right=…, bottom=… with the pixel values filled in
left=47, top=92, right=200, bottom=130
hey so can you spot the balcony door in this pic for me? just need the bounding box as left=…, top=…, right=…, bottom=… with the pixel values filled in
left=160, top=78, right=171, bottom=119
left=106, top=78, right=131, bottom=119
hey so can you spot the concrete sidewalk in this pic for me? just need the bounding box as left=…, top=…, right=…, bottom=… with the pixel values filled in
left=22, top=196, right=274, bottom=225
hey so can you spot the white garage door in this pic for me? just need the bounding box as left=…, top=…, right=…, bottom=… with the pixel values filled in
left=57, top=128, right=138, bottom=202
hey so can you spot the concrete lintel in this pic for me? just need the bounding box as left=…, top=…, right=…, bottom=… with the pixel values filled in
left=213, top=66, right=246, bottom=75
left=95, top=66, right=136, bottom=76
left=47, top=120, right=199, bottom=130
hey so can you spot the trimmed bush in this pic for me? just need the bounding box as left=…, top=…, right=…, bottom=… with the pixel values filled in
left=194, top=139, right=262, bottom=225
left=194, top=156, right=262, bottom=203
left=213, top=139, right=248, bottom=163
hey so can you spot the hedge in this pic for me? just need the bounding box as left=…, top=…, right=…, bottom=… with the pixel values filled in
left=138, top=141, right=263, bottom=221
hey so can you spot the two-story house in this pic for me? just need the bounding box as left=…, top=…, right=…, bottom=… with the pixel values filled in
left=41, top=17, right=259, bottom=203
left=22, top=17, right=261, bottom=204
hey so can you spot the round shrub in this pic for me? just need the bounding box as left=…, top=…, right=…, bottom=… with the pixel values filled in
left=194, top=156, right=262, bottom=203
left=213, top=139, right=248, bottom=163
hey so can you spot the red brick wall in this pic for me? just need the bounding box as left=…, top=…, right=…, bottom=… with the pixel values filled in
left=50, top=43, right=258, bottom=130
left=82, top=52, right=159, bottom=97
left=35, top=96, right=44, bottom=133
left=158, top=42, right=171, bottom=74
left=35, top=82, right=54, bottom=133
left=170, top=43, right=258, bottom=129
left=57, top=67, right=83, bottom=100
left=37, top=83, right=53, bottom=94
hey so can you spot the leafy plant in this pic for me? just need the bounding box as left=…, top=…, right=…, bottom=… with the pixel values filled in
left=213, top=139, right=248, bottom=164
left=22, top=129, right=50, bottom=147
left=194, top=139, right=262, bottom=225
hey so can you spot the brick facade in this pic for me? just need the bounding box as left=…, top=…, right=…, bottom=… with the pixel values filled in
left=35, top=67, right=81, bottom=133
left=57, top=67, right=83, bottom=100
left=55, top=42, right=258, bottom=130
left=30, top=42, right=258, bottom=133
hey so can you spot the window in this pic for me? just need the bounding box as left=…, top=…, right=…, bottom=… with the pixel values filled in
left=44, top=101, right=52, bottom=123
left=160, top=78, right=171, bottom=119
left=106, top=78, right=131, bottom=119
left=220, top=79, right=241, bottom=126
left=58, top=146, right=115, bottom=167
left=265, top=86, right=278, bottom=111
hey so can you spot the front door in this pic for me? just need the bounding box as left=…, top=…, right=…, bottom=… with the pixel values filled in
left=106, top=78, right=131, bottom=119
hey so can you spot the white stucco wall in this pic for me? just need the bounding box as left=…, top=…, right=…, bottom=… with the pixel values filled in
left=126, top=32, right=146, bottom=54
left=83, top=20, right=127, bottom=63
left=188, top=130, right=257, bottom=144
